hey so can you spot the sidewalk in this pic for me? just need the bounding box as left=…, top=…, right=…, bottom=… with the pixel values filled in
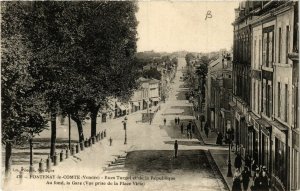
left=191, top=100, right=254, bottom=191
left=193, top=110, right=219, bottom=145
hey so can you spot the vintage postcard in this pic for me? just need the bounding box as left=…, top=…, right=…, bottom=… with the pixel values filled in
left=1, top=1, right=299, bottom=191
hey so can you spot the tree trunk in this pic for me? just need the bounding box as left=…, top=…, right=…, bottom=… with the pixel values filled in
left=90, top=105, right=100, bottom=138
left=71, top=114, right=84, bottom=142
left=50, top=112, right=56, bottom=159
left=5, top=142, right=12, bottom=178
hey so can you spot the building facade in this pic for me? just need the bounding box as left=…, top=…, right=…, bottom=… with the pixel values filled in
left=207, top=51, right=233, bottom=135
left=232, top=1, right=299, bottom=190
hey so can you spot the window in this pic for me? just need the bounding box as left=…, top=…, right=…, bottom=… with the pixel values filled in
left=258, top=82, right=260, bottom=113
left=269, top=84, right=272, bottom=117
left=268, top=31, right=274, bottom=66
left=266, top=84, right=271, bottom=117
left=263, top=80, right=266, bottom=113
left=278, top=82, right=281, bottom=117
left=253, top=81, right=256, bottom=111
left=254, top=39, right=257, bottom=67
left=259, top=39, right=262, bottom=67
left=286, top=26, right=290, bottom=64
left=263, top=33, right=267, bottom=66
left=278, top=28, right=282, bottom=63
left=285, top=84, right=288, bottom=122
left=275, top=138, right=287, bottom=187
left=263, top=26, right=274, bottom=67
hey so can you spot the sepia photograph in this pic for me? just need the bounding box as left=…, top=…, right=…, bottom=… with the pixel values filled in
left=1, top=1, right=299, bottom=191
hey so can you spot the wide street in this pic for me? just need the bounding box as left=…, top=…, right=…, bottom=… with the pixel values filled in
left=7, top=58, right=228, bottom=191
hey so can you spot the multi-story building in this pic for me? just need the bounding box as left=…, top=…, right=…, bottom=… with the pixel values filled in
left=206, top=51, right=232, bottom=134
left=129, top=77, right=160, bottom=113
left=232, top=1, right=299, bottom=190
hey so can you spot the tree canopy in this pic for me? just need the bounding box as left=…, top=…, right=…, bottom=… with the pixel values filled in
left=1, top=1, right=139, bottom=174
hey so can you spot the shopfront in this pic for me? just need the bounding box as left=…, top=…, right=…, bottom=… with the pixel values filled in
left=291, top=129, right=300, bottom=190
left=235, top=110, right=245, bottom=155
left=256, top=118, right=271, bottom=171
left=253, top=121, right=259, bottom=167
left=270, top=120, right=288, bottom=191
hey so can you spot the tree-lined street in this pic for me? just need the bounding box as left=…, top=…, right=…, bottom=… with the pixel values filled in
left=3, top=1, right=298, bottom=191
left=5, top=58, right=229, bottom=191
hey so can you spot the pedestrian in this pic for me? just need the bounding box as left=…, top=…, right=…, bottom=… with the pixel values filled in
left=175, top=117, right=177, bottom=125
left=251, top=168, right=261, bottom=191
left=219, top=133, right=223, bottom=145
left=180, top=123, right=184, bottom=134
left=177, top=117, right=180, bottom=125
left=174, top=140, right=178, bottom=158
left=204, top=127, right=209, bottom=138
left=164, top=118, right=166, bottom=126
left=245, top=154, right=252, bottom=170
left=234, top=153, right=242, bottom=171
left=251, top=158, right=258, bottom=173
left=232, top=169, right=242, bottom=191
left=260, top=167, right=269, bottom=191
left=187, top=122, right=192, bottom=139
left=216, top=132, right=221, bottom=145
left=186, top=128, right=190, bottom=139
left=192, top=123, right=195, bottom=134
left=109, top=137, right=112, bottom=146
left=241, top=166, right=251, bottom=191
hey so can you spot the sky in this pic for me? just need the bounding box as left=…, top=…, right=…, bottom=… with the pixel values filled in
left=136, top=1, right=239, bottom=53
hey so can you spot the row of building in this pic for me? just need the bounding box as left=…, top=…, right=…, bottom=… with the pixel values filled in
left=228, top=1, right=299, bottom=191
left=98, top=57, right=177, bottom=122
left=205, top=50, right=233, bottom=138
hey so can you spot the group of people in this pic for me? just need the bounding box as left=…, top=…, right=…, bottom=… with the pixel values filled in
left=232, top=153, right=270, bottom=191
left=179, top=121, right=195, bottom=139
left=184, top=121, right=195, bottom=139
left=174, top=117, right=180, bottom=125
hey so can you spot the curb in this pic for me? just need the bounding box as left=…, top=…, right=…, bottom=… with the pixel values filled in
left=206, top=150, right=231, bottom=191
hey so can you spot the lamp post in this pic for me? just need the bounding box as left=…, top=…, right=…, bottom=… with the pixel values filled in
left=28, top=132, right=35, bottom=174
left=227, top=126, right=233, bottom=177
left=149, top=109, right=152, bottom=125
left=123, top=117, right=128, bottom=144
left=68, top=114, right=71, bottom=150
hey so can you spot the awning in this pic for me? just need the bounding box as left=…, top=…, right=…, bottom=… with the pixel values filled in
left=270, top=120, right=288, bottom=132
left=256, top=118, right=271, bottom=128
left=143, top=99, right=150, bottom=103
left=150, top=97, right=160, bottom=102
left=116, top=102, right=126, bottom=111
left=132, top=101, right=139, bottom=107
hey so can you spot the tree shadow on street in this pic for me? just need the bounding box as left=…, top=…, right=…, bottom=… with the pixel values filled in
left=124, top=149, right=214, bottom=176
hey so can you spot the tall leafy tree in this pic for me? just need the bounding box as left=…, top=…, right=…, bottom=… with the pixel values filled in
left=76, top=2, right=139, bottom=137
left=1, top=2, right=48, bottom=176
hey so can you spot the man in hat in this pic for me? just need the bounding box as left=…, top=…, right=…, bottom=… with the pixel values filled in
left=180, top=123, right=184, bottom=134
left=260, top=166, right=269, bottom=190
left=174, top=140, right=178, bottom=158
left=234, top=153, right=242, bottom=171
left=252, top=168, right=261, bottom=191
left=241, top=166, right=251, bottom=191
